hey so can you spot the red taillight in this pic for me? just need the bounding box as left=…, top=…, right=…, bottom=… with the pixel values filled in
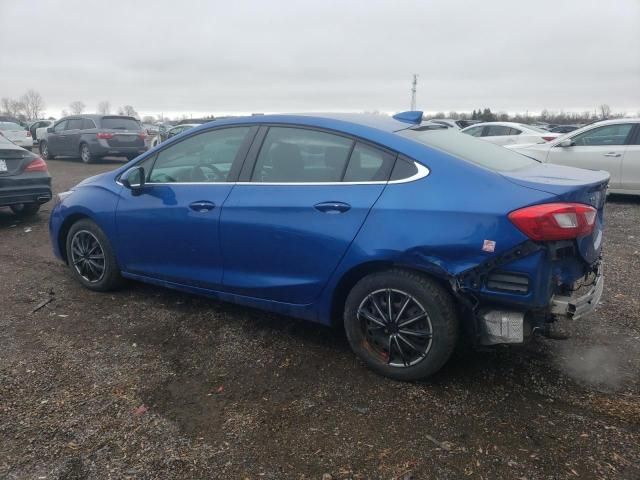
left=541, top=136, right=556, bottom=142
left=138, top=132, right=147, bottom=139
left=96, top=132, right=114, bottom=139
left=508, top=203, right=597, bottom=241
left=24, top=157, right=48, bottom=172
left=26, top=130, right=32, bottom=137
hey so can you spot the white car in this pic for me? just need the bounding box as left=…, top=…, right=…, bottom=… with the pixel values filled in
left=508, top=118, right=640, bottom=196
left=460, top=122, right=560, bottom=145
left=0, top=121, right=32, bottom=149
left=29, top=119, right=55, bottom=146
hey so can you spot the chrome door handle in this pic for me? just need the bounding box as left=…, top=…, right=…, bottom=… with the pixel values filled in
left=314, top=201, right=351, bottom=213
left=189, top=201, right=216, bottom=212
left=603, top=152, right=621, bottom=157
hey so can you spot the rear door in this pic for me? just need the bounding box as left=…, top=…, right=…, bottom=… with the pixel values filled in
left=546, top=123, right=634, bottom=189
left=115, top=125, right=255, bottom=288
left=620, top=125, right=640, bottom=192
left=220, top=126, right=395, bottom=304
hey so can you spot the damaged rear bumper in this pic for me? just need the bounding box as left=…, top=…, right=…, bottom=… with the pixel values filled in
left=550, top=271, right=604, bottom=320
left=477, top=270, right=603, bottom=345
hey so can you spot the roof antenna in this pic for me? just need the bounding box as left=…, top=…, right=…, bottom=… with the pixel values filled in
left=410, top=74, right=418, bottom=111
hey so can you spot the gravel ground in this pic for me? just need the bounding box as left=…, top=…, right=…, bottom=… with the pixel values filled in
left=1, top=157, right=639, bottom=480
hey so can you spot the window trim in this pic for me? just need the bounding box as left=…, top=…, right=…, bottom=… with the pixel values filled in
left=118, top=123, right=430, bottom=187
left=237, top=124, right=427, bottom=185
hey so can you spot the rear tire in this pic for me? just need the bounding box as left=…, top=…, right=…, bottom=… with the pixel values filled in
left=10, top=203, right=40, bottom=217
left=80, top=143, right=93, bottom=164
left=65, top=218, right=123, bottom=291
left=344, top=269, right=459, bottom=381
left=40, top=140, right=54, bottom=160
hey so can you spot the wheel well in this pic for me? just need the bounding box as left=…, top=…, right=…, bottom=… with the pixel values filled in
left=329, top=262, right=454, bottom=329
left=58, top=213, right=90, bottom=263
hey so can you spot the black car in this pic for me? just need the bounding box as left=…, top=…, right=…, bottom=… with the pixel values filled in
left=0, top=136, right=51, bottom=216
left=549, top=125, right=580, bottom=134
left=39, top=115, right=147, bottom=164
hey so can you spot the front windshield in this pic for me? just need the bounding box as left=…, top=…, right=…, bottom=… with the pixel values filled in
left=399, top=128, right=539, bottom=171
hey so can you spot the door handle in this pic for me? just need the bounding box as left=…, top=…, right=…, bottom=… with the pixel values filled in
left=314, top=201, right=351, bottom=214
left=603, top=152, right=621, bottom=157
left=189, top=201, right=216, bottom=212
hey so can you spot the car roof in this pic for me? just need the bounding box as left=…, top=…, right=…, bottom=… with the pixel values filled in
left=188, top=113, right=415, bottom=134
left=59, top=114, right=138, bottom=120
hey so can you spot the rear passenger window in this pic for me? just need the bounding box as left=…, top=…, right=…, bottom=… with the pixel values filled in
left=82, top=119, right=96, bottom=130
left=251, top=127, right=353, bottom=183
left=390, top=157, right=419, bottom=181
left=343, top=143, right=395, bottom=182
left=485, top=125, right=513, bottom=136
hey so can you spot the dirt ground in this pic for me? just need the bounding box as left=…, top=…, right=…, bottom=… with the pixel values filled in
left=1, top=157, right=639, bottom=480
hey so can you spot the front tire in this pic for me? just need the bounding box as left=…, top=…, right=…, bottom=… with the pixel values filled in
left=40, top=140, right=54, bottom=160
left=10, top=203, right=40, bottom=217
left=80, top=143, right=94, bottom=164
left=344, top=269, right=459, bottom=381
left=65, top=219, right=123, bottom=291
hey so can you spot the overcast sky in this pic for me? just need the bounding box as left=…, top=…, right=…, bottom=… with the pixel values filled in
left=1, top=0, right=639, bottom=119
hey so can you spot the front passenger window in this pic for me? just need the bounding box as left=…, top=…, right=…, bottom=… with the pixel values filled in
left=571, top=124, right=633, bottom=146
left=148, top=127, right=250, bottom=183
left=53, top=121, right=67, bottom=132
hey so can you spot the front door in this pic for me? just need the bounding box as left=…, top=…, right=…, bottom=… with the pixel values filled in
left=47, top=119, right=67, bottom=155
left=220, top=126, right=395, bottom=304
left=620, top=126, right=640, bottom=192
left=547, top=123, right=634, bottom=189
left=115, top=125, right=254, bottom=288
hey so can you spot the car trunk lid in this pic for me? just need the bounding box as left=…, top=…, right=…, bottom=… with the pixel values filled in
left=0, top=147, right=38, bottom=176
left=502, top=163, right=610, bottom=264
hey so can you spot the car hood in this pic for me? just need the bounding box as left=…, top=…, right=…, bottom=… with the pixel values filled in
left=76, top=172, right=109, bottom=187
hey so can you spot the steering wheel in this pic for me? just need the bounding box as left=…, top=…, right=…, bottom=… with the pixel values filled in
left=190, top=164, right=225, bottom=182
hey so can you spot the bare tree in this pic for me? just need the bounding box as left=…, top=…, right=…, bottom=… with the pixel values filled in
left=69, top=100, right=86, bottom=115
left=0, top=98, right=11, bottom=115
left=60, top=109, right=69, bottom=118
left=20, top=89, right=46, bottom=120
left=118, top=105, right=138, bottom=118
left=141, top=115, right=156, bottom=123
left=97, top=101, right=111, bottom=115
left=598, top=104, right=611, bottom=119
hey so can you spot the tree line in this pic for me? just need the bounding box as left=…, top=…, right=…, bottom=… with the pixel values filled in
left=0, top=90, right=139, bottom=122
left=425, top=104, right=628, bottom=124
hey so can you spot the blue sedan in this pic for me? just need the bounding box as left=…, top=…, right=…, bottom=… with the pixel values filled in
left=49, top=112, right=609, bottom=380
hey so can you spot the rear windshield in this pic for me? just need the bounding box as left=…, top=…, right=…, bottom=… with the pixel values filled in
left=0, top=122, right=25, bottom=131
left=100, top=117, right=141, bottom=130
left=399, top=128, right=538, bottom=171
left=522, top=124, right=548, bottom=133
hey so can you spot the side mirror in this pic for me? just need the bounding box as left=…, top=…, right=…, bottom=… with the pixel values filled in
left=121, top=166, right=145, bottom=193
left=558, top=139, right=574, bottom=147
left=47, top=127, right=54, bottom=133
